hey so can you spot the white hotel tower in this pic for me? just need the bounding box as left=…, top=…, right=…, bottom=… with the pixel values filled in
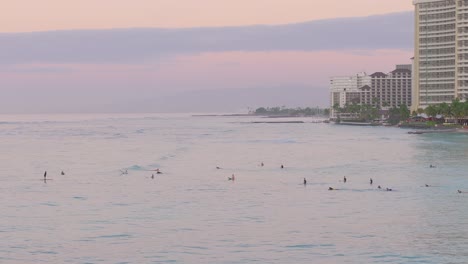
left=413, top=0, right=468, bottom=111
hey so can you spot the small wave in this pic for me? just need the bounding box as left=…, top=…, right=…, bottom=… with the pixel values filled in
left=285, top=244, right=317, bottom=249
left=276, top=139, right=298, bottom=144
left=127, top=165, right=144, bottom=171
left=183, top=246, right=209, bottom=250
left=111, top=133, right=127, bottom=138
left=30, top=251, right=58, bottom=255
left=320, top=244, right=335, bottom=247
left=148, top=163, right=160, bottom=168
left=160, top=154, right=176, bottom=160
left=94, top=234, right=132, bottom=239
left=246, top=139, right=298, bottom=144
left=40, top=202, right=59, bottom=207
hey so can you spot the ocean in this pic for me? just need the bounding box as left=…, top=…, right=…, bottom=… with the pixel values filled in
left=0, top=114, right=467, bottom=264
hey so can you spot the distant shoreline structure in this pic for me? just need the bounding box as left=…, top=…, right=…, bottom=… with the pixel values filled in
left=251, top=121, right=305, bottom=124
left=334, top=121, right=377, bottom=126
left=192, top=113, right=328, bottom=119
left=193, top=106, right=330, bottom=118
left=192, top=114, right=253, bottom=117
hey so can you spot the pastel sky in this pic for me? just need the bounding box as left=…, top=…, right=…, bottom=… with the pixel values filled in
left=1, top=0, right=413, bottom=32
left=0, top=1, right=415, bottom=113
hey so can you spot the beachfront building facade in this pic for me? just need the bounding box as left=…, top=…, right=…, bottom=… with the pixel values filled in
left=360, top=65, right=413, bottom=109
left=329, top=73, right=370, bottom=119
left=413, top=0, right=468, bottom=111
left=330, top=65, right=412, bottom=119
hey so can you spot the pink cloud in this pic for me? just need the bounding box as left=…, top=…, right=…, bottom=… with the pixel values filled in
left=0, top=49, right=414, bottom=113
left=1, top=0, right=413, bottom=33
left=146, top=50, right=414, bottom=90
left=1, top=49, right=413, bottom=93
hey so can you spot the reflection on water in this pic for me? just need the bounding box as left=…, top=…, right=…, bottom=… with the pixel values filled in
left=0, top=114, right=467, bottom=263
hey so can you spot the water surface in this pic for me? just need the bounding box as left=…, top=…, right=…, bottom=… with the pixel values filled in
left=0, top=114, right=467, bottom=263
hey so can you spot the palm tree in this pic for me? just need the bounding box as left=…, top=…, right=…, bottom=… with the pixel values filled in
left=399, top=105, right=410, bottom=120
left=438, top=102, right=451, bottom=117
left=451, top=99, right=465, bottom=124
left=332, top=103, right=342, bottom=119
left=425, top=105, right=437, bottom=117
left=349, top=103, right=361, bottom=115
left=464, top=101, right=468, bottom=118
left=371, top=97, right=380, bottom=107
left=382, top=102, right=390, bottom=108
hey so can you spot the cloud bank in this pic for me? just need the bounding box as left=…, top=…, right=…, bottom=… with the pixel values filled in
left=0, top=12, right=414, bottom=113
left=0, top=12, right=413, bottom=64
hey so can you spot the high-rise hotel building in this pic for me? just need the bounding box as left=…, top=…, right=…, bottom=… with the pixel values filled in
left=329, top=65, right=412, bottom=119
left=413, top=0, right=468, bottom=111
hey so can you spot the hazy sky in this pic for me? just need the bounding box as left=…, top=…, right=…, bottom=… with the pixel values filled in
left=1, top=0, right=413, bottom=32
left=0, top=1, right=415, bottom=113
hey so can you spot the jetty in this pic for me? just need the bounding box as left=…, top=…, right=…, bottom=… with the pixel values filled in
left=251, top=121, right=304, bottom=124
left=335, top=121, right=379, bottom=126
left=408, top=129, right=459, bottom=134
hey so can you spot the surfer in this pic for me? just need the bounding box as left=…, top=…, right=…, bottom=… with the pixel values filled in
left=228, top=174, right=235, bottom=181
left=378, top=185, right=382, bottom=189
left=386, top=188, right=393, bottom=192
left=44, top=171, right=47, bottom=180
left=370, top=178, right=373, bottom=185
left=425, top=184, right=430, bottom=187
left=328, top=187, right=334, bottom=191
left=61, top=171, right=65, bottom=175
left=151, top=174, right=154, bottom=179
left=261, top=162, right=264, bottom=167
left=458, top=190, right=463, bottom=194
left=303, top=178, right=307, bottom=185
left=216, top=166, right=221, bottom=170
left=343, top=176, right=347, bottom=183
left=281, top=165, right=284, bottom=169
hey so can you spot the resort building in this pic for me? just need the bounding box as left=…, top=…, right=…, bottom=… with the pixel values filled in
left=360, top=65, right=413, bottom=109
left=330, top=65, right=412, bottom=119
left=413, top=0, right=468, bottom=111
left=330, top=73, right=370, bottom=119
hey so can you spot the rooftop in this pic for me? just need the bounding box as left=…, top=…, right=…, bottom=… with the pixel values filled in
left=413, top=0, right=445, bottom=4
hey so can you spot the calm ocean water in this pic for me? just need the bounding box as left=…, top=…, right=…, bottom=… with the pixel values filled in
left=0, top=114, right=467, bottom=264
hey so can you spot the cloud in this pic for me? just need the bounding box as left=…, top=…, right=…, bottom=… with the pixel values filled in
left=0, top=12, right=413, bottom=64
left=0, top=49, right=413, bottom=114
left=0, top=64, right=75, bottom=73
